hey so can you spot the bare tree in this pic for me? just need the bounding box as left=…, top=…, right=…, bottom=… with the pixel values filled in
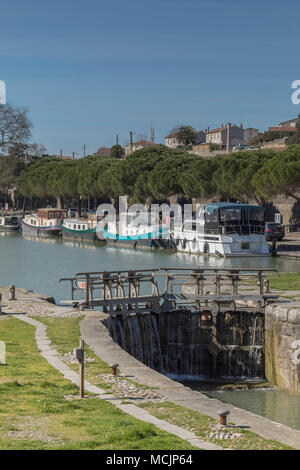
left=0, top=103, right=32, bottom=153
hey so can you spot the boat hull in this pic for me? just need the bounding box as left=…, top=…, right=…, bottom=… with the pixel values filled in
left=61, top=226, right=96, bottom=241
left=0, top=225, right=19, bottom=232
left=105, top=237, right=169, bottom=250
left=172, top=233, right=270, bottom=257
left=21, top=220, right=61, bottom=237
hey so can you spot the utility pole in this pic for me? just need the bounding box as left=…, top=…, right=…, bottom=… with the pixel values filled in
left=150, top=127, right=155, bottom=143
left=129, top=131, right=133, bottom=154
left=60, top=148, right=63, bottom=159
left=116, top=134, right=119, bottom=146
left=226, top=123, right=231, bottom=154
left=83, top=144, right=86, bottom=157
left=72, top=152, right=75, bottom=160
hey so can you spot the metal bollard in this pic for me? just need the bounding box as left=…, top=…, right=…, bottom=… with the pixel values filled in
left=218, top=409, right=230, bottom=426
left=0, top=293, right=2, bottom=314
left=9, top=285, right=16, bottom=301
left=110, top=363, right=119, bottom=376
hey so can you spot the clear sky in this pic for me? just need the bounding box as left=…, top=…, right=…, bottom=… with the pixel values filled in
left=1, top=0, right=299, bottom=155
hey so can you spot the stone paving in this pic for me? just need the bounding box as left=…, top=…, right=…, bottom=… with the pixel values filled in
left=13, top=314, right=221, bottom=451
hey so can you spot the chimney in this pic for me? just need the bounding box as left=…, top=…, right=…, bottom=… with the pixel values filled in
left=240, top=123, right=243, bottom=129
left=221, top=124, right=224, bottom=129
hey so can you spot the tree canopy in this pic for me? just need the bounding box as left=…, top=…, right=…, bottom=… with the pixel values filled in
left=17, top=144, right=300, bottom=208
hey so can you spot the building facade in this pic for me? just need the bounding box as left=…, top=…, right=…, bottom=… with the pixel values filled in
left=205, top=124, right=244, bottom=149
left=125, top=140, right=157, bottom=156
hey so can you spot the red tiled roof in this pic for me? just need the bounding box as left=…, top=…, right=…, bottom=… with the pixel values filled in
left=269, top=127, right=297, bottom=133
left=132, top=140, right=156, bottom=146
left=206, top=126, right=228, bottom=134
left=165, top=132, right=178, bottom=138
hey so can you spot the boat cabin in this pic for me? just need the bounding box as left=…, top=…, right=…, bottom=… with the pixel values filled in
left=37, top=209, right=65, bottom=220
left=203, top=203, right=265, bottom=235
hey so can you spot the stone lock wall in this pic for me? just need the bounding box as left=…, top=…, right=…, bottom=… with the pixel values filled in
left=265, top=302, right=300, bottom=394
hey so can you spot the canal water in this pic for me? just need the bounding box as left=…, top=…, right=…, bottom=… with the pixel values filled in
left=0, top=233, right=299, bottom=302
left=1, top=232, right=300, bottom=430
left=204, top=388, right=300, bottom=431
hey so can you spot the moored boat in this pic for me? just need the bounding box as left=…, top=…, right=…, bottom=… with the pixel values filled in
left=171, top=203, right=270, bottom=257
left=0, top=215, right=20, bottom=231
left=104, top=212, right=170, bottom=249
left=21, top=208, right=64, bottom=237
left=61, top=213, right=100, bottom=241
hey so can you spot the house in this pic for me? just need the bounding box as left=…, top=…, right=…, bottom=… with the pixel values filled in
left=125, top=140, right=157, bottom=156
left=278, top=118, right=299, bottom=128
left=164, top=130, right=205, bottom=148
left=205, top=124, right=244, bottom=149
left=243, top=128, right=260, bottom=143
left=93, top=147, right=111, bottom=157
left=165, top=132, right=179, bottom=148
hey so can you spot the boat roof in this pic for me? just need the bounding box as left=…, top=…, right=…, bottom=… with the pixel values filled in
left=205, top=202, right=264, bottom=213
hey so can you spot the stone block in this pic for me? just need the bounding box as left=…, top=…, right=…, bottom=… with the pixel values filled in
left=281, top=324, right=295, bottom=336
left=288, top=308, right=300, bottom=324
left=274, top=307, right=288, bottom=322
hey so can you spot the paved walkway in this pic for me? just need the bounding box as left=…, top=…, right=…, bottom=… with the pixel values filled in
left=80, top=312, right=300, bottom=450
left=14, top=314, right=221, bottom=451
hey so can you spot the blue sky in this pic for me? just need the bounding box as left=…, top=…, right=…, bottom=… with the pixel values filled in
left=1, top=0, right=299, bottom=155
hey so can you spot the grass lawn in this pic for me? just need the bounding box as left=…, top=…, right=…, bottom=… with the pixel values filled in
left=38, top=317, right=294, bottom=450
left=0, top=317, right=197, bottom=450
left=267, top=272, right=300, bottom=291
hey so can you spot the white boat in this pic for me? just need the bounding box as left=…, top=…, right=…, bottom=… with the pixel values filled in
left=21, top=208, right=65, bottom=237
left=104, top=212, right=170, bottom=249
left=62, top=213, right=100, bottom=241
left=171, top=203, right=270, bottom=257
left=0, top=215, right=19, bottom=231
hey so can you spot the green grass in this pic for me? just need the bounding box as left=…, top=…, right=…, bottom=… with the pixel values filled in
left=39, top=317, right=295, bottom=450
left=36, top=317, right=116, bottom=391
left=0, top=317, right=196, bottom=450
left=139, top=403, right=294, bottom=450
left=267, top=272, right=300, bottom=291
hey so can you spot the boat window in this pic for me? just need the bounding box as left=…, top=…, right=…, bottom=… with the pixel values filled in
left=220, top=208, right=241, bottom=223
left=74, top=224, right=76, bottom=229
left=82, top=225, right=85, bottom=230
left=78, top=225, right=81, bottom=229
left=205, top=209, right=218, bottom=223
left=248, top=209, right=264, bottom=223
